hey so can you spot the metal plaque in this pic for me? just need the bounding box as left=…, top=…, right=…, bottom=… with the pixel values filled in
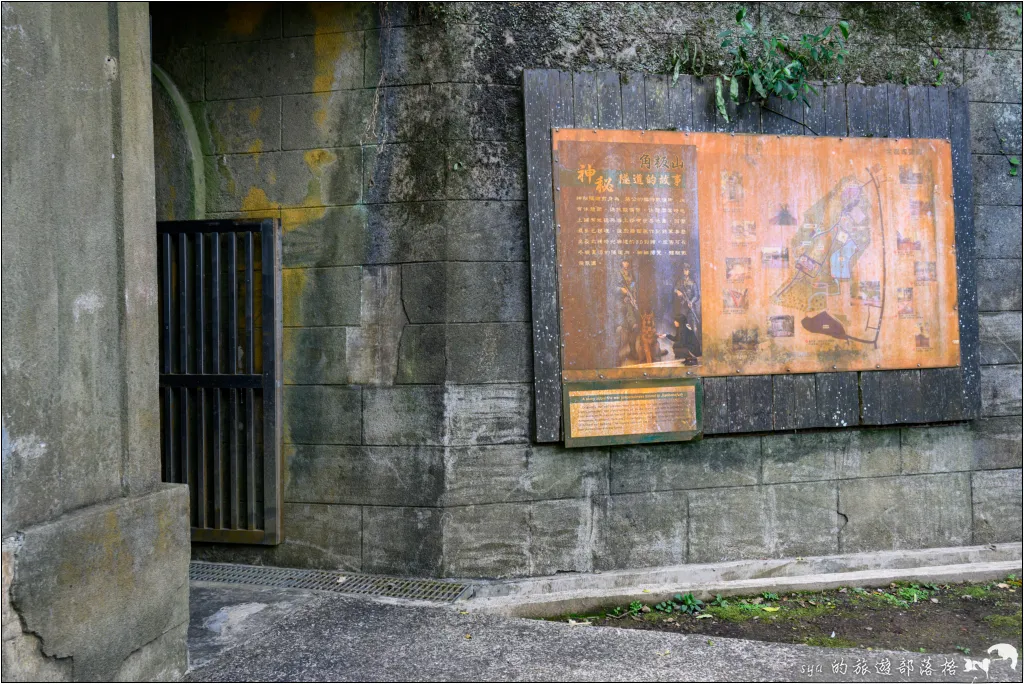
left=562, top=378, right=702, bottom=448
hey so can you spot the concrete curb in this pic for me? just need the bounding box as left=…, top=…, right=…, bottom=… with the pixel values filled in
left=461, top=543, right=1023, bottom=617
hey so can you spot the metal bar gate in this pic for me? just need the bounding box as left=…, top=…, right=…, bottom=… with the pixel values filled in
left=157, top=219, right=283, bottom=544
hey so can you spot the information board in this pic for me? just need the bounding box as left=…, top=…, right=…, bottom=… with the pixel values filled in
left=562, top=379, right=701, bottom=448
left=552, top=128, right=960, bottom=444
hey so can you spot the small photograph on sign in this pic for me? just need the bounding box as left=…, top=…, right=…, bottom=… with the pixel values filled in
left=731, top=328, right=760, bottom=352
left=897, top=231, right=922, bottom=254
left=897, top=287, right=916, bottom=318
left=915, top=261, right=937, bottom=282
left=726, top=257, right=752, bottom=281
left=915, top=323, right=932, bottom=350
left=729, top=221, right=757, bottom=244
left=721, top=171, right=744, bottom=202
left=761, top=247, right=790, bottom=267
left=768, top=315, right=795, bottom=338
left=723, top=288, right=749, bottom=314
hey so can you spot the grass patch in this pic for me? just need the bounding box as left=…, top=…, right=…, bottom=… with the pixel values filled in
left=704, top=601, right=834, bottom=623
left=545, top=578, right=1022, bottom=656
left=983, top=610, right=1023, bottom=633
left=960, top=586, right=995, bottom=600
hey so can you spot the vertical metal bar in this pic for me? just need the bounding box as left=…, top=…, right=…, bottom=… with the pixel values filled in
left=160, top=234, right=174, bottom=482
left=229, top=387, right=239, bottom=528
left=229, top=234, right=239, bottom=374
left=245, top=232, right=256, bottom=528
left=195, top=233, right=207, bottom=529
left=246, top=389, right=256, bottom=528
left=178, top=233, right=190, bottom=486
left=246, top=232, right=255, bottom=374
left=261, top=219, right=283, bottom=543
left=210, top=233, right=223, bottom=528
left=228, top=235, right=239, bottom=528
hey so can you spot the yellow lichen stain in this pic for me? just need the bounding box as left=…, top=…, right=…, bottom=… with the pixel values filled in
left=308, top=7, right=362, bottom=137
left=313, top=97, right=330, bottom=129
left=310, top=5, right=344, bottom=92
left=225, top=3, right=270, bottom=36
left=298, top=149, right=336, bottom=211
left=280, top=268, right=307, bottom=329
left=242, top=186, right=281, bottom=213
left=304, top=148, right=336, bottom=172
left=280, top=207, right=327, bottom=232
left=248, top=105, right=263, bottom=126
left=248, top=139, right=264, bottom=154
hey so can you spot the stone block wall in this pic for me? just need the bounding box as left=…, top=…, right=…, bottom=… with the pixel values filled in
left=151, top=1, right=1022, bottom=579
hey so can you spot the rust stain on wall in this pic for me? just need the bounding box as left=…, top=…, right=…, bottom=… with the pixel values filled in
left=224, top=3, right=271, bottom=36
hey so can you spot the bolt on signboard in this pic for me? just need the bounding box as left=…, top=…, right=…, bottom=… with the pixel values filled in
left=551, top=128, right=959, bottom=447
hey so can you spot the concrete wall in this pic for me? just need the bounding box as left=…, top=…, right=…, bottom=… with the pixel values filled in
left=152, top=1, right=1022, bottom=579
left=2, top=2, right=190, bottom=679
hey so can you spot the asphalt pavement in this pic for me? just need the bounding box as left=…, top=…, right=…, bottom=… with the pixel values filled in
left=185, top=581, right=1023, bottom=682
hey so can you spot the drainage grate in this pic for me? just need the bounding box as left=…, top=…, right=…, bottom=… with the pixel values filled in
left=190, top=561, right=469, bottom=603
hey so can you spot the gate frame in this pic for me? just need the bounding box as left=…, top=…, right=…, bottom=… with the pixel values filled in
left=156, top=218, right=283, bottom=545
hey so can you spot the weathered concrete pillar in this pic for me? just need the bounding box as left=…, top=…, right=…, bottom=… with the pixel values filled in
left=2, top=2, right=190, bottom=680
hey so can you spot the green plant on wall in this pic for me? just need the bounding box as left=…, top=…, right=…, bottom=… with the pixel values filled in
left=713, top=7, right=850, bottom=122
left=669, top=38, right=707, bottom=82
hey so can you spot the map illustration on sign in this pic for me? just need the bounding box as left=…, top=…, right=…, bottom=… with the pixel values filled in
left=553, top=129, right=960, bottom=381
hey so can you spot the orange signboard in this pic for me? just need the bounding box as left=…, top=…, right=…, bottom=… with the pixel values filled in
left=553, top=129, right=960, bottom=379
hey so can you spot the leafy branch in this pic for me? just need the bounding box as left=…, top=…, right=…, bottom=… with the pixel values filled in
left=714, top=7, right=850, bottom=122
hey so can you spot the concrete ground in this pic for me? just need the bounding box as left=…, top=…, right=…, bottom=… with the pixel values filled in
left=186, top=581, right=1023, bottom=682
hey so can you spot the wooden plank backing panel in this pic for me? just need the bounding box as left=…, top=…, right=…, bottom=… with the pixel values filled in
left=524, top=69, right=563, bottom=442
left=667, top=74, right=693, bottom=131
left=703, top=377, right=729, bottom=434
left=847, top=84, right=869, bottom=137
left=596, top=71, right=623, bottom=128
left=803, top=88, right=826, bottom=136
left=621, top=72, right=646, bottom=129
left=887, top=84, right=910, bottom=138
left=763, top=95, right=804, bottom=135
left=728, top=376, right=773, bottom=433
left=645, top=74, right=670, bottom=129
left=816, top=372, right=860, bottom=427
left=949, top=85, right=980, bottom=419
left=691, top=76, right=717, bottom=132
left=867, top=85, right=890, bottom=138
left=772, top=374, right=818, bottom=430
left=824, top=84, right=848, bottom=136
left=572, top=72, right=598, bottom=128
